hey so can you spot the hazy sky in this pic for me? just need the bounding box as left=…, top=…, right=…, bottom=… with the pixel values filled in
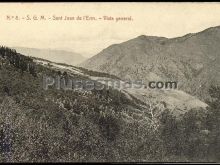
left=1, top=2, right=220, bottom=57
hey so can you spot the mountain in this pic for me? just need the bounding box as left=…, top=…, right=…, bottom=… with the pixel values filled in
left=34, top=58, right=207, bottom=118
left=0, top=46, right=218, bottom=162
left=12, top=47, right=87, bottom=66
left=80, top=26, right=220, bottom=100
left=0, top=46, right=141, bottom=162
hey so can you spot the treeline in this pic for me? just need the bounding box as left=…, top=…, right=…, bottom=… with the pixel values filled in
left=76, top=66, right=120, bottom=80
left=0, top=46, right=37, bottom=77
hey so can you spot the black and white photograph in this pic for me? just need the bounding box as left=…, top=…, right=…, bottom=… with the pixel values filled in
left=0, top=2, right=220, bottom=163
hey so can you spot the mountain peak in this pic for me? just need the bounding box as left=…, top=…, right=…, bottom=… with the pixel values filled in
left=136, top=35, right=167, bottom=41
left=137, top=35, right=148, bottom=40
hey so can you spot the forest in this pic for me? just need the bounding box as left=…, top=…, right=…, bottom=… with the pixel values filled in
left=0, top=46, right=219, bottom=162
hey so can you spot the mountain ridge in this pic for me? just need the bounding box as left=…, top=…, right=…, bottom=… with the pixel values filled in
left=79, top=25, right=220, bottom=100
left=12, top=47, right=87, bottom=66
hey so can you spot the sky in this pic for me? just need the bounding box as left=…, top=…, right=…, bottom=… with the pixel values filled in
left=1, top=2, right=220, bottom=57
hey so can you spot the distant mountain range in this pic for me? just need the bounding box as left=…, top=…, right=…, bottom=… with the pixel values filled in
left=12, top=47, right=87, bottom=66
left=79, top=26, right=220, bottom=100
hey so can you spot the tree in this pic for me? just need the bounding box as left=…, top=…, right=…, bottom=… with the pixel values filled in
left=206, top=86, right=220, bottom=161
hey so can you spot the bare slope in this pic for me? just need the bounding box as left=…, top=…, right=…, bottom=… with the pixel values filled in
left=80, top=26, right=220, bottom=100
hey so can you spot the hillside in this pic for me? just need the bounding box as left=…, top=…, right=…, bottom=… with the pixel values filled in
left=33, top=56, right=207, bottom=118
left=0, top=46, right=142, bottom=162
left=13, top=47, right=87, bottom=66
left=0, top=46, right=213, bottom=162
left=80, top=26, right=220, bottom=100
